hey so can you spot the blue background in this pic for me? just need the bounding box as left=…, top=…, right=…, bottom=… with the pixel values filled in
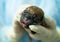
left=0, top=0, right=60, bottom=42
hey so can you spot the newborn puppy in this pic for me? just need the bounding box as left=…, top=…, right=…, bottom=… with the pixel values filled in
left=20, top=6, right=44, bottom=28
left=20, top=6, right=49, bottom=34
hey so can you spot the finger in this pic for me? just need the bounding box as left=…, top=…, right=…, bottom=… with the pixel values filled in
left=29, top=25, right=50, bottom=33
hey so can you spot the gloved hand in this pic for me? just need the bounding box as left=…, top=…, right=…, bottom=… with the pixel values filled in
left=28, top=16, right=60, bottom=42
left=6, top=5, right=34, bottom=42
left=6, top=8, right=26, bottom=42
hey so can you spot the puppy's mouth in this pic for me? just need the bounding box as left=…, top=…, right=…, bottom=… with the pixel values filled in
left=21, top=18, right=29, bottom=28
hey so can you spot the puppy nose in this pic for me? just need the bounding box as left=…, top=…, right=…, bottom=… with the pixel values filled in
left=22, top=18, right=27, bottom=25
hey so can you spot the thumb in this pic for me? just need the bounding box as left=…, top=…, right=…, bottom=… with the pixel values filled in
left=29, top=25, right=50, bottom=33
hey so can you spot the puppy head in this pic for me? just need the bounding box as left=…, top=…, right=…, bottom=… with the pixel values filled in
left=20, top=6, right=44, bottom=28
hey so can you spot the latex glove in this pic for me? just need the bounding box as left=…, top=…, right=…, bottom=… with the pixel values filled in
left=29, top=16, right=60, bottom=42
left=6, top=10, right=26, bottom=42
left=6, top=5, right=34, bottom=42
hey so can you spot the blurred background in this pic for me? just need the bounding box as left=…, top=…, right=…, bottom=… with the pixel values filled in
left=0, top=0, right=60, bottom=42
